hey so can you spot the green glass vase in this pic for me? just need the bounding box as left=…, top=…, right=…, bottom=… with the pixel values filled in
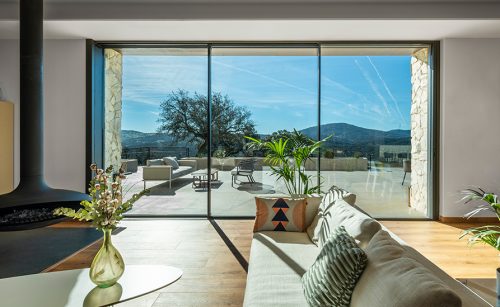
left=89, top=228, right=125, bottom=288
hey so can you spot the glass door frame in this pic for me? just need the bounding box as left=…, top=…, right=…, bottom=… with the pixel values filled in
left=88, top=40, right=439, bottom=220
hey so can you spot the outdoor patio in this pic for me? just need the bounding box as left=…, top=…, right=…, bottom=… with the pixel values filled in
left=122, top=165, right=426, bottom=218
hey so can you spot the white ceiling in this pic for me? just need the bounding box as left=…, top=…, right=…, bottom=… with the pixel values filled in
left=1, top=20, right=500, bottom=40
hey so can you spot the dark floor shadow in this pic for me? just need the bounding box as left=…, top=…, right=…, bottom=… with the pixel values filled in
left=146, top=178, right=193, bottom=196
left=236, top=182, right=276, bottom=194
left=253, top=233, right=307, bottom=277
left=193, top=181, right=223, bottom=192
left=209, top=219, right=249, bottom=273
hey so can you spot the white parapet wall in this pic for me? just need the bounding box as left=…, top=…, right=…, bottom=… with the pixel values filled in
left=182, top=157, right=368, bottom=172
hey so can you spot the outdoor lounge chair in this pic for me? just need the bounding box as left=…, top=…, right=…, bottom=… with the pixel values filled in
left=231, top=159, right=256, bottom=187
left=143, top=158, right=197, bottom=190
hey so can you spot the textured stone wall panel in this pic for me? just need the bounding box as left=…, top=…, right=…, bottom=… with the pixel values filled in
left=410, top=48, right=429, bottom=214
left=104, top=49, right=123, bottom=172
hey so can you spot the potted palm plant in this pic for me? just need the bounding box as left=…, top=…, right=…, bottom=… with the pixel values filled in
left=245, top=130, right=331, bottom=195
left=460, top=187, right=500, bottom=305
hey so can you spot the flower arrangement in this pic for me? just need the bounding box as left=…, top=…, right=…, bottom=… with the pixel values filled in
left=460, top=187, right=500, bottom=250
left=54, top=163, right=146, bottom=230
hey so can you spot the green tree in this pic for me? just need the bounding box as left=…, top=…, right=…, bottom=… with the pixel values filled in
left=157, top=90, right=256, bottom=155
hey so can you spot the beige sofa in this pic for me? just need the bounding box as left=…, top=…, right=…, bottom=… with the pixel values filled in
left=243, top=192, right=490, bottom=307
left=142, top=158, right=197, bottom=189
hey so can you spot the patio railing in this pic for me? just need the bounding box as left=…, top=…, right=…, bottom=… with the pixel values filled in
left=122, top=146, right=190, bottom=165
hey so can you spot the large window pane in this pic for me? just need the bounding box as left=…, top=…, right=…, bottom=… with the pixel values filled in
left=320, top=46, right=430, bottom=218
left=103, top=47, right=209, bottom=216
left=210, top=47, right=319, bottom=217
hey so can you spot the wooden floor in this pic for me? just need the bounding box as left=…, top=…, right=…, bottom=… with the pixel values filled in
left=46, top=219, right=500, bottom=306
left=47, top=219, right=254, bottom=307
left=381, top=221, right=500, bottom=279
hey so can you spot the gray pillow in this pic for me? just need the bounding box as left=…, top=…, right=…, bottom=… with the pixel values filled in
left=162, top=157, right=179, bottom=170
left=147, top=159, right=164, bottom=166
left=302, top=226, right=367, bottom=307
left=351, top=230, right=462, bottom=307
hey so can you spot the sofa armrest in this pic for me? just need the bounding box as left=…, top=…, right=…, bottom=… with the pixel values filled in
left=143, top=166, right=172, bottom=180
left=179, top=159, right=197, bottom=170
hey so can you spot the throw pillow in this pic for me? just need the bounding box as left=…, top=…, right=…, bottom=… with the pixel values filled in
left=162, top=157, right=179, bottom=170
left=302, top=226, right=367, bottom=307
left=306, top=185, right=357, bottom=245
left=351, top=230, right=462, bottom=307
left=147, top=159, right=164, bottom=166
left=318, top=199, right=381, bottom=249
left=253, top=197, right=307, bottom=232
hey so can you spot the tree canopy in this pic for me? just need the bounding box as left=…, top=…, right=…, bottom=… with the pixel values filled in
left=157, top=90, right=256, bottom=155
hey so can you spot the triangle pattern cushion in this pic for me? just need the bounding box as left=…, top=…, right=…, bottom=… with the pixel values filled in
left=254, top=197, right=307, bottom=232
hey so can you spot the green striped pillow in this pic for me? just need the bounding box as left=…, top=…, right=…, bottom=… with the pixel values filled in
left=302, top=226, right=367, bottom=307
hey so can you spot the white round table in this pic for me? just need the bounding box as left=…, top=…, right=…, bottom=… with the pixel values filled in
left=0, top=265, right=182, bottom=307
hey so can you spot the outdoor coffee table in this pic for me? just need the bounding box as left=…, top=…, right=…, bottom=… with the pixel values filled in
left=192, top=168, right=219, bottom=189
left=0, top=265, right=182, bottom=307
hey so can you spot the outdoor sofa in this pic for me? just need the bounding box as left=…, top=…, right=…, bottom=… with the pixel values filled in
left=142, top=157, right=197, bottom=190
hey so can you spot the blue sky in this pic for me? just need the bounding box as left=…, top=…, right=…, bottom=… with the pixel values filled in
left=122, top=54, right=411, bottom=134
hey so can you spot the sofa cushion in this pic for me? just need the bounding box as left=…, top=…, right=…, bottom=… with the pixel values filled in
left=254, top=197, right=307, bottom=232
left=147, top=159, right=164, bottom=166
left=318, top=199, right=381, bottom=249
left=307, top=186, right=356, bottom=245
left=351, top=230, right=462, bottom=307
left=302, top=226, right=367, bottom=307
left=171, top=166, right=192, bottom=178
left=243, top=231, right=319, bottom=307
left=320, top=185, right=357, bottom=211
left=305, top=195, right=321, bottom=229
left=163, top=156, right=179, bottom=170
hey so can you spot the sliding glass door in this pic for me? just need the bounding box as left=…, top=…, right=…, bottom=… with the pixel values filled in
left=103, top=47, right=209, bottom=216
left=210, top=47, right=319, bottom=217
left=320, top=46, right=431, bottom=218
left=101, top=43, right=434, bottom=219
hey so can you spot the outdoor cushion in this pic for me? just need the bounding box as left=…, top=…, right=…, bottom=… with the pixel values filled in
left=163, top=157, right=179, bottom=170
left=147, top=159, right=164, bottom=166
left=302, top=226, right=367, bottom=307
left=351, top=230, right=462, bottom=307
left=171, top=166, right=192, bottom=178
left=243, top=231, right=319, bottom=307
left=307, top=186, right=357, bottom=245
left=318, top=199, right=381, bottom=249
left=254, top=197, right=307, bottom=232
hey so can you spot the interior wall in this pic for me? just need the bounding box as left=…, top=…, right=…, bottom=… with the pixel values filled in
left=440, top=38, right=500, bottom=217
left=0, top=39, right=86, bottom=193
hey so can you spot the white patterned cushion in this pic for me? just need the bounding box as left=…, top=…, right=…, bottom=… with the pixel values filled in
left=307, top=185, right=357, bottom=245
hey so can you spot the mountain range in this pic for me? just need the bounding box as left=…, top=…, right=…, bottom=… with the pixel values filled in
left=122, top=123, right=410, bottom=153
left=301, top=123, right=410, bottom=145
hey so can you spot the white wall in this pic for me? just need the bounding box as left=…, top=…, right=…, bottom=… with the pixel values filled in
left=0, top=39, right=86, bottom=193
left=440, top=38, right=500, bottom=217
